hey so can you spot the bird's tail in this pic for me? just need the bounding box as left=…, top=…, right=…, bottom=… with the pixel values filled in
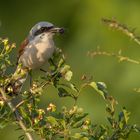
left=6, top=65, right=29, bottom=95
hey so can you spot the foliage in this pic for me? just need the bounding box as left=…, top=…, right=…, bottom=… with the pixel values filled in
left=0, top=30, right=140, bottom=140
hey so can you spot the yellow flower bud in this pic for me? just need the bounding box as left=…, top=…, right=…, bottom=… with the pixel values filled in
left=0, top=100, right=4, bottom=106
left=47, top=103, right=56, bottom=112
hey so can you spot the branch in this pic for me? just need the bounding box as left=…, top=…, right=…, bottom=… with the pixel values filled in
left=87, top=49, right=140, bottom=64
left=0, top=88, right=34, bottom=140
left=102, top=18, right=140, bottom=46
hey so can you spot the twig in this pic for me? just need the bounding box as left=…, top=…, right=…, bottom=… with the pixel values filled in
left=14, top=100, right=26, bottom=112
left=0, top=88, right=34, bottom=140
left=88, top=50, right=140, bottom=64
left=102, top=18, right=140, bottom=46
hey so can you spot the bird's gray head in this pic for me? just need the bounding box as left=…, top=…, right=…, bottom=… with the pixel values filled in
left=28, top=21, right=64, bottom=40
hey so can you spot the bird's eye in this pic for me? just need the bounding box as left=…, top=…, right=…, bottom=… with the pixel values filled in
left=40, top=26, right=53, bottom=32
left=40, top=27, right=45, bottom=31
left=34, top=26, right=54, bottom=36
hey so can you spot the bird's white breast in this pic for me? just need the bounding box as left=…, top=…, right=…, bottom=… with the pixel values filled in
left=19, top=33, right=55, bottom=69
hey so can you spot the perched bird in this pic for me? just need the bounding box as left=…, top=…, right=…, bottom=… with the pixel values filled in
left=9, top=21, right=64, bottom=94
left=18, top=21, right=64, bottom=69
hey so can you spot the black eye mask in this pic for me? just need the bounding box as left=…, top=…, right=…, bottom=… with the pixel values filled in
left=34, top=26, right=54, bottom=36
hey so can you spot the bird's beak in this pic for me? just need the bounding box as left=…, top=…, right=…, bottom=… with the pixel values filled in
left=50, top=27, right=65, bottom=34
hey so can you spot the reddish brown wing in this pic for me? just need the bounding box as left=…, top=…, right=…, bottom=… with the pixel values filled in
left=18, top=38, right=29, bottom=60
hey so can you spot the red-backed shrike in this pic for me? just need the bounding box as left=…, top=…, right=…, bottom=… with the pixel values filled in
left=10, top=21, right=64, bottom=94
left=18, top=21, right=64, bottom=69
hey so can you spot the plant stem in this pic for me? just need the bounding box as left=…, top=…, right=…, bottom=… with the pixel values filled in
left=0, top=88, right=34, bottom=140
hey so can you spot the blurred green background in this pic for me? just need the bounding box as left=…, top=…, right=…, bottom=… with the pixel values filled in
left=0, top=0, right=140, bottom=139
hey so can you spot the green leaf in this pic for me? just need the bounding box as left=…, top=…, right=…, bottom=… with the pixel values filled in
left=47, top=116, right=58, bottom=126
left=73, top=133, right=89, bottom=140
left=69, top=83, right=79, bottom=92
left=18, top=135, right=25, bottom=140
left=72, top=121, right=83, bottom=128
left=60, top=65, right=73, bottom=81
left=60, top=83, right=79, bottom=92
left=73, top=113, right=88, bottom=123
left=64, top=70, right=73, bottom=81
left=107, top=117, right=114, bottom=126
left=60, top=65, right=70, bottom=74
left=123, top=108, right=130, bottom=124
left=58, top=58, right=65, bottom=68
left=0, top=121, right=8, bottom=129
left=119, top=107, right=130, bottom=128
left=131, top=125, right=140, bottom=133
left=73, top=133, right=82, bottom=139
left=58, top=87, right=71, bottom=97
left=80, top=137, right=89, bottom=140
left=60, top=119, right=65, bottom=128
left=89, top=82, right=108, bottom=100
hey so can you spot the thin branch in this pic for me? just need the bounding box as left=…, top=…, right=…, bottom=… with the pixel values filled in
left=0, top=88, right=34, bottom=140
left=14, top=100, right=26, bottom=112
left=88, top=50, right=140, bottom=64
left=102, top=18, right=140, bottom=46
